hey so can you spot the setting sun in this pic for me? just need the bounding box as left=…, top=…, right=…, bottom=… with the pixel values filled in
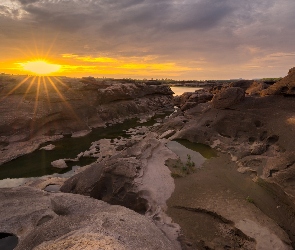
left=21, top=61, right=61, bottom=75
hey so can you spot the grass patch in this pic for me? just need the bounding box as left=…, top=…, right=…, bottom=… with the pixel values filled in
left=166, top=154, right=196, bottom=178
left=246, top=196, right=254, bottom=204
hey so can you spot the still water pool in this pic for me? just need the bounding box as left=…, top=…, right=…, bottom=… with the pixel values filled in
left=167, top=139, right=217, bottom=168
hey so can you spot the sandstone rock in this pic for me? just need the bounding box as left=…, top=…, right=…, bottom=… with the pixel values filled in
left=0, top=187, right=176, bottom=250
left=61, top=133, right=176, bottom=214
left=173, top=89, right=213, bottom=111
left=96, top=83, right=173, bottom=105
left=246, top=81, right=269, bottom=96
left=60, top=133, right=180, bottom=246
left=51, top=159, right=68, bottom=169
left=261, top=67, right=295, bottom=96
left=211, top=87, right=245, bottom=109
left=159, top=130, right=176, bottom=139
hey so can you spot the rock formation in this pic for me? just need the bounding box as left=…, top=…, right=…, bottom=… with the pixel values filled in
left=0, top=76, right=174, bottom=165
left=211, top=87, right=245, bottom=109
left=61, top=132, right=177, bottom=216
left=173, top=89, right=213, bottom=111
left=151, top=68, right=295, bottom=248
left=0, top=186, right=176, bottom=249
left=261, top=67, right=295, bottom=96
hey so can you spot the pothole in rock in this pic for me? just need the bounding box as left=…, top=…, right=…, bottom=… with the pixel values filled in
left=0, top=233, right=18, bottom=250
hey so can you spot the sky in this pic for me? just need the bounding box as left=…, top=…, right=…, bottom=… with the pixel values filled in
left=0, top=0, right=295, bottom=80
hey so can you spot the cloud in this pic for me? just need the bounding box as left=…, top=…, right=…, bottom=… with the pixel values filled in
left=1, top=0, right=295, bottom=79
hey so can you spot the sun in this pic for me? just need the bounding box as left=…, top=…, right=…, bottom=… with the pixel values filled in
left=22, top=60, right=61, bottom=75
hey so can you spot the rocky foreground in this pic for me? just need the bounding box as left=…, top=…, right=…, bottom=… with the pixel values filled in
left=1, top=69, right=295, bottom=249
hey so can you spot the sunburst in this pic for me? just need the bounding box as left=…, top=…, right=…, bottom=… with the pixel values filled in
left=21, top=60, right=61, bottom=75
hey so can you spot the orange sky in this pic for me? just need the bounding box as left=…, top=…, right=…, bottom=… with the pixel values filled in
left=1, top=0, right=295, bottom=80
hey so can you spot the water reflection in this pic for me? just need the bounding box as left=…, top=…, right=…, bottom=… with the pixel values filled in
left=170, top=86, right=202, bottom=96
left=0, top=112, right=171, bottom=181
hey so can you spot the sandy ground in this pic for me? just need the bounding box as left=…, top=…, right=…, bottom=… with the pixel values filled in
left=167, top=153, right=294, bottom=249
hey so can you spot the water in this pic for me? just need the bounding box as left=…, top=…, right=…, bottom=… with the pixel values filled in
left=166, top=139, right=217, bottom=167
left=0, top=233, right=18, bottom=250
left=174, top=139, right=217, bottom=159
left=0, top=113, right=171, bottom=181
left=170, top=86, right=202, bottom=96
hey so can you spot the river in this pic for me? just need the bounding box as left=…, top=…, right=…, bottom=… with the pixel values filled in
left=170, top=86, right=202, bottom=96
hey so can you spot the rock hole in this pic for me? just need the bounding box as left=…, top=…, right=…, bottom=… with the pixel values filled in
left=248, top=137, right=256, bottom=144
left=254, top=120, right=262, bottom=127
left=280, top=86, right=289, bottom=94
left=0, top=141, right=9, bottom=147
left=0, top=233, right=18, bottom=250
left=267, top=135, right=279, bottom=145
left=269, top=169, right=279, bottom=177
left=51, top=199, right=70, bottom=216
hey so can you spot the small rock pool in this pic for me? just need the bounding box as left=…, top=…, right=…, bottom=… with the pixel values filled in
left=166, top=139, right=217, bottom=177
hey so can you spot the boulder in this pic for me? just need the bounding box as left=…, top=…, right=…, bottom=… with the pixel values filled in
left=246, top=81, right=269, bottom=96
left=211, top=87, right=245, bottom=109
left=51, top=159, right=68, bottom=169
left=0, top=187, right=176, bottom=250
left=174, top=89, right=213, bottom=111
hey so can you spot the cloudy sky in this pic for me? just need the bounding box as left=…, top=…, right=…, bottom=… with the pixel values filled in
left=0, top=0, right=295, bottom=79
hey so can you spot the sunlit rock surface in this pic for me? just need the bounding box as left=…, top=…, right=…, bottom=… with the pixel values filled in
left=261, top=67, right=295, bottom=96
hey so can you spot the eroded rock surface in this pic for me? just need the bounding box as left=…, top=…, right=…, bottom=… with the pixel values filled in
left=61, top=133, right=177, bottom=214
left=0, top=187, right=176, bottom=250
left=156, top=68, right=295, bottom=248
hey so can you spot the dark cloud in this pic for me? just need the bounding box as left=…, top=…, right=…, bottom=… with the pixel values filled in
left=18, top=0, right=39, bottom=5
left=1, top=0, right=295, bottom=78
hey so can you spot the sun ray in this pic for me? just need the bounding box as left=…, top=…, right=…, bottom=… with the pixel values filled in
left=45, top=33, right=59, bottom=58
left=0, top=76, right=30, bottom=102
left=31, top=32, right=40, bottom=58
left=29, top=76, right=42, bottom=136
left=20, top=76, right=37, bottom=105
left=42, top=76, right=52, bottom=111
left=46, top=77, right=82, bottom=123
left=33, top=76, right=41, bottom=119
